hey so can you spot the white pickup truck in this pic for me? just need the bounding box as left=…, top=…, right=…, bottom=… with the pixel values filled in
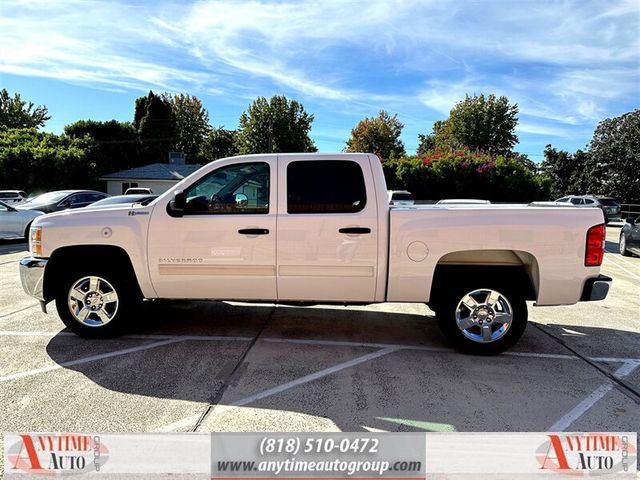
left=20, top=153, right=611, bottom=354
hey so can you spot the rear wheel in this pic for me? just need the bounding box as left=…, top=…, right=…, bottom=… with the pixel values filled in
left=55, top=267, right=138, bottom=338
left=436, top=280, right=527, bottom=355
left=619, top=233, right=632, bottom=256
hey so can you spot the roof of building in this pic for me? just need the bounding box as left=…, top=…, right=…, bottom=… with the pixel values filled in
left=100, top=163, right=202, bottom=181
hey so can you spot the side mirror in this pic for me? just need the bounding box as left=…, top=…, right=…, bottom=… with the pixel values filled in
left=167, top=190, right=186, bottom=217
left=235, top=193, right=248, bottom=207
left=626, top=216, right=637, bottom=226
left=60, top=200, right=71, bottom=208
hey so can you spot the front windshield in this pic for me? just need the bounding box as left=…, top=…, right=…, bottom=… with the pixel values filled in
left=26, top=191, right=71, bottom=203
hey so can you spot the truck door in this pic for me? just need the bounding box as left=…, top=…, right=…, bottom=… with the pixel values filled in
left=276, top=156, right=379, bottom=302
left=148, top=159, right=277, bottom=300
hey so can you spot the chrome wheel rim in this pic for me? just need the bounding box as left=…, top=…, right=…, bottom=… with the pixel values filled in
left=619, top=235, right=626, bottom=254
left=455, top=288, right=513, bottom=343
left=67, top=276, right=119, bottom=327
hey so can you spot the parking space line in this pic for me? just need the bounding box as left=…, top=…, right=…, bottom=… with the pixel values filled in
left=157, top=347, right=401, bottom=432
left=548, top=361, right=640, bottom=432
left=0, top=338, right=185, bottom=383
left=2, top=331, right=640, bottom=363
left=603, top=256, right=640, bottom=280
left=0, top=304, right=38, bottom=319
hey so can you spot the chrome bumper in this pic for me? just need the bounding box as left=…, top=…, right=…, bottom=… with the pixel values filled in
left=581, top=274, right=612, bottom=301
left=19, top=257, right=48, bottom=302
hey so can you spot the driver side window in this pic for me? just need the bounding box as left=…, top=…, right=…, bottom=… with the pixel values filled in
left=184, top=162, right=270, bottom=215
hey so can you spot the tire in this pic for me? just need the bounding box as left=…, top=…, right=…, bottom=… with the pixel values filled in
left=55, top=266, right=138, bottom=338
left=435, top=278, right=528, bottom=355
left=619, top=233, right=632, bottom=257
left=23, top=221, right=32, bottom=241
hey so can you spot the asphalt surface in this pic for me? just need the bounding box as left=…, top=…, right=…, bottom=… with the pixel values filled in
left=1, top=227, right=639, bottom=471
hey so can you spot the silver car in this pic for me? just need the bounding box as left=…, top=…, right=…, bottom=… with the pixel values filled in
left=0, top=200, right=43, bottom=240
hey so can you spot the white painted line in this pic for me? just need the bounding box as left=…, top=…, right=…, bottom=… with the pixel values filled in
left=232, top=346, right=400, bottom=406
left=0, top=338, right=185, bottom=383
left=2, top=331, right=640, bottom=363
left=603, top=256, right=640, bottom=280
left=262, top=337, right=450, bottom=352
left=605, top=250, right=640, bottom=268
left=547, top=361, right=640, bottom=432
left=157, top=347, right=401, bottom=432
left=156, top=413, right=203, bottom=433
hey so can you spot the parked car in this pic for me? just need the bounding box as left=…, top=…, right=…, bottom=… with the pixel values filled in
left=19, top=153, right=610, bottom=355
left=437, top=199, right=491, bottom=205
left=0, top=190, right=28, bottom=205
left=619, top=217, right=640, bottom=257
left=86, top=194, right=158, bottom=208
left=0, top=200, right=43, bottom=240
left=18, top=190, right=109, bottom=213
left=124, top=187, right=153, bottom=195
left=387, top=190, right=415, bottom=206
left=555, top=195, right=620, bottom=223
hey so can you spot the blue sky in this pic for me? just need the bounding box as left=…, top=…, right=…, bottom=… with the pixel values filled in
left=1, top=0, right=638, bottom=161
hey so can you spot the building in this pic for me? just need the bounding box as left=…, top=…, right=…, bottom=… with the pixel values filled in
left=100, top=162, right=202, bottom=196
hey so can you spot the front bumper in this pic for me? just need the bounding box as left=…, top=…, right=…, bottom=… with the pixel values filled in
left=19, top=257, right=48, bottom=302
left=580, top=274, right=612, bottom=301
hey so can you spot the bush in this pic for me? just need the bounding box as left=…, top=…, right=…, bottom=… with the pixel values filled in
left=384, top=149, right=549, bottom=202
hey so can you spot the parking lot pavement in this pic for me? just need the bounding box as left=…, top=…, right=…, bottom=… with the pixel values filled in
left=0, top=228, right=639, bottom=464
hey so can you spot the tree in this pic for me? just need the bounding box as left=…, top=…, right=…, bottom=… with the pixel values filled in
left=416, top=133, right=435, bottom=156
left=540, top=145, right=591, bottom=198
left=432, top=94, right=519, bottom=156
left=64, top=119, right=142, bottom=175
left=236, top=96, right=316, bottom=154
left=168, top=93, right=211, bottom=163
left=133, top=91, right=176, bottom=162
left=0, top=89, right=50, bottom=129
left=200, top=127, right=238, bottom=162
left=345, top=110, right=405, bottom=160
left=587, top=109, right=640, bottom=202
left=0, top=127, right=93, bottom=192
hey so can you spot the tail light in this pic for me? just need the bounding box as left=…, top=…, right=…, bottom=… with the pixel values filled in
left=585, top=224, right=605, bottom=266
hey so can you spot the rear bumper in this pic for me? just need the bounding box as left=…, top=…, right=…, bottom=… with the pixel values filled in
left=19, top=257, right=48, bottom=302
left=580, top=274, right=612, bottom=301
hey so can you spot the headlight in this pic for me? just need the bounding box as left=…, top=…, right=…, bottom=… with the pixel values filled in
left=30, top=226, right=42, bottom=257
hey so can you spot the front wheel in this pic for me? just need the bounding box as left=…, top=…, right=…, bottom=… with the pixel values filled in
left=436, top=284, right=527, bottom=355
left=55, top=269, right=137, bottom=338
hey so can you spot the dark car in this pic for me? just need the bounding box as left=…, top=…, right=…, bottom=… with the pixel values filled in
left=555, top=195, right=621, bottom=223
left=17, top=190, right=109, bottom=213
left=619, top=217, right=640, bottom=257
left=85, top=194, right=157, bottom=208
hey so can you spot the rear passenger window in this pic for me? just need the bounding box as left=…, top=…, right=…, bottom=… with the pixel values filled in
left=570, top=198, right=582, bottom=205
left=287, top=161, right=367, bottom=214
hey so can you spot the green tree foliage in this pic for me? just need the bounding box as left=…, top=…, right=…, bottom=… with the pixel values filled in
left=427, top=94, right=518, bottom=156
left=0, top=89, right=50, bottom=129
left=64, top=120, right=142, bottom=175
left=168, top=93, right=211, bottom=163
left=540, top=145, right=590, bottom=198
left=236, top=96, right=316, bottom=154
left=0, top=127, right=94, bottom=192
left=416, top=133, right=435, bottom=156
left=200, top=127, right=239, bottom=162
left=345, top=110, right=405, bottom=160
left=385, top=149, right=549, bottom=202
left=134, top=91, right=176, bottom=162
left=588, top=109, right=640, bottom=202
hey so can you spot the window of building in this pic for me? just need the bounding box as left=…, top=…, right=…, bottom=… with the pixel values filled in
left=122, top=182, right=138, bottom=194
left=287, top=160, right=367, bottom=214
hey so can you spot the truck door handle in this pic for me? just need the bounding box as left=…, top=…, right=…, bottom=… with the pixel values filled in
left=339, top=227, right=371, bottom=234
left=238, top=228, right=269, bottom=235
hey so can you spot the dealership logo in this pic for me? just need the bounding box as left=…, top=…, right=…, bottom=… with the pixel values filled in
left=537, top=434, right=634, bottom=476
left=7, top=434, right=109, bottom=475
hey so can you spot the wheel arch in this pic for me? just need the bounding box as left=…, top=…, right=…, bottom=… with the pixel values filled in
left=43, top=245, right=143, bottom=302
left=429, top=250, right=539, bottom=309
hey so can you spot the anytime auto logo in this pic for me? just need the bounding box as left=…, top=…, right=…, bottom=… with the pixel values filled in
left=536, top=433, right=636, bottom=476
left=6, top=434, right=109, bottom=476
